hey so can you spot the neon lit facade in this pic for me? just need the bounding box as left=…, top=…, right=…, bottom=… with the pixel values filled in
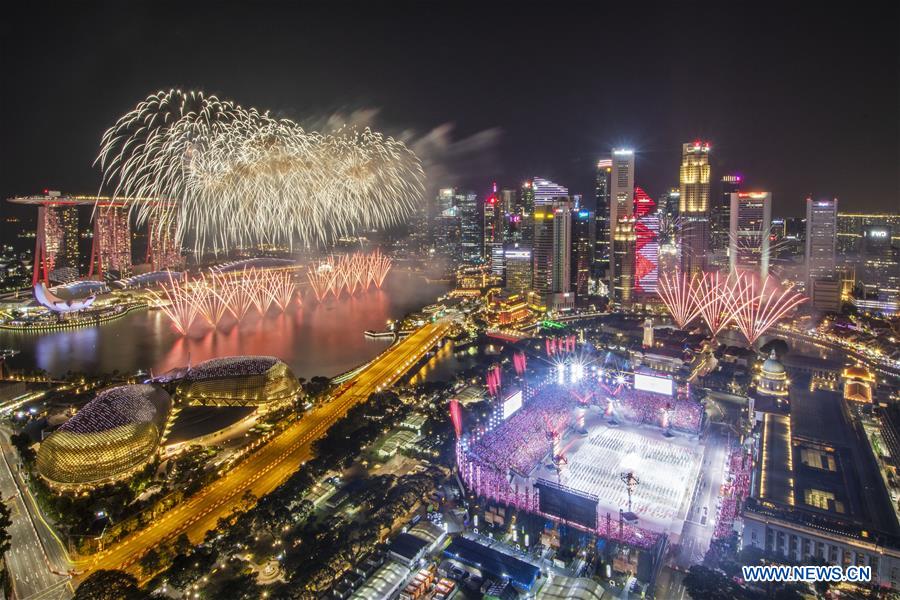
left=633, top=186, right=659, bottom=295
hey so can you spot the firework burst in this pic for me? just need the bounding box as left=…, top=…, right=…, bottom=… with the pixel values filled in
left=149, top=267, right=299, bottom=335
left=97, top=90, right=424, bottom=253
left=306, top=251, right=392, bottom=302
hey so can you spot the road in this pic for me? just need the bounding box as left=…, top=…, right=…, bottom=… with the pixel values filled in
left=74, top=319, right=452, bottom=580
left=674, top=427, right=730, bottom=569
left=0, top=429, right=73, bottom=600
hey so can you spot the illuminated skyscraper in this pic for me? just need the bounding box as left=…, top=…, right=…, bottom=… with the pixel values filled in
left=729, top=191, right=772, bottom=279
left=37, top=203, right=81, bottom=284
left=520, top=181, right=535, bottom=246
left=458, top=190, right=481, bottom=264
left=805, top=197, right=838, bottom=288
left=712, top=174, right=742, bottom=266
left=609, top=149, right=635, bottom=306
left=89, top=205, right=132, bottom=279
left=594, top=158, right=612, bottom=279
left=532, top=202, right=571, bottom=301
left=483, top=184, right=504, bottom=274
left=146, top=210, right=183, bottom=271
left=532, top=178, right=569, bottom=205
left=633, top=187, right=659, bottom=296
left=571, top=208, right=594, bottom=300
left=504, top=247, right=532, bottom=294
left=678, top=141, right=712, bottom=276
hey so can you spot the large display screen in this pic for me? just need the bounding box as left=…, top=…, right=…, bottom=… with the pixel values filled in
left=502, top=390, right=523, bottom=419
left=536, top=480, right=598, bottom=529
left=634, top=372, right=674, bottom=396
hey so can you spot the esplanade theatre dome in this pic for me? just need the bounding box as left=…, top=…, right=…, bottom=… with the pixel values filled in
left=36, top=384, right=172, bottom=490
left=175, top=356, right=300, bottom=408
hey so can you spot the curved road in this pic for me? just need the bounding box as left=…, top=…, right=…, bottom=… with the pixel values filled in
left=73, top=319, right=452, bottom=580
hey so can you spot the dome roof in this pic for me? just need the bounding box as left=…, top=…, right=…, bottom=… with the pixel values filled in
left=761, top=350, right=785, bottom=375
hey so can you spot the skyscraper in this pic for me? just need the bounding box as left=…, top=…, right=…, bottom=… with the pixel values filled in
left=594, top=158, right=612, bottom=280
left=458, top=190, right=481, bottom=264
left=532, top=201, right=571, bottom=303
left=712, top=174, right=742, bottom=266
left=532, top=178, right=569, bottom=205
left=729, top=191, right=772, bottom=279
left=571, top=208, right=594, bottom=300
left=504, top=247, right=532, bottom=294
left=609, top=149, right=635, bottom=306
left=146, top=210, right=183, bottom=272
left=483, top=184, right=503, bottom=268
left=432, top=188, right=461, bottom=263
left=678, top=141, right=712, bottom=277
left=89, top=205, right=132, bottom=280
left=520, top=181, right=535, bottom=246
left=805, top=197, right=838, bottom=288
left=633, top=187, right=659, bottom=296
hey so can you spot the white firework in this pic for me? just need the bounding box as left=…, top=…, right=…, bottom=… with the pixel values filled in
left=96, top=89, right=425, bottom=253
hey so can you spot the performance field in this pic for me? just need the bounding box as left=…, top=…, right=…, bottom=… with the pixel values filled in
left=459, top=378, right=716, bottom=547
left=526, top=410, right=705, bottom=536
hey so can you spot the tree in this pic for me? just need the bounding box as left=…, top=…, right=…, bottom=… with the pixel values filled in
left=0, top=497, right=12, bottom=557
left=138, top=548, right=162, bottom=576
left=73, top=570, right=147, bottom=600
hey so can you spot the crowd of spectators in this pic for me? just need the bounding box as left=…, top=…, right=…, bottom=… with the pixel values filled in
left=713, top=441, right=753, bottom=540
left=469, top=384, right=574, bottom=477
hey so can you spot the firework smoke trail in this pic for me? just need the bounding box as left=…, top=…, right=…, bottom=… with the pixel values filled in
left=97, top=90, right=425, bottom=253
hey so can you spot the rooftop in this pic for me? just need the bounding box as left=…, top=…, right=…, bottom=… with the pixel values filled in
left=59, top=385, right=170, bottom=435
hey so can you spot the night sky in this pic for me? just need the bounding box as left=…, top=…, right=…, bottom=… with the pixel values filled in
left=1, top=2, right=898, bottom=217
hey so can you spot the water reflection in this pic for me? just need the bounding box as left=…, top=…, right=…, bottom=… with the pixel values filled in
left=0, top=273, right=448, bottom=379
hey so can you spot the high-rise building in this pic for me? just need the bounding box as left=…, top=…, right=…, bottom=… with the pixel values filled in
left=431, top=188, right=461, bottom=263
left=146, top=210, right=183, bottom=271
left=836, top=213, right=900, bottom=255
left=532, top=201, right=572, bottom=302
left=499, top=188, right=519, bottom=244
left=633, top=187, right=659, bottom=296
left=42, top=204, right=80, bottom=283
left=520, top=181, right=535, bottom=246
left=532, top=178, right=569, bottom=205
left=483, top=184, right=503, bottom=271
left=594, top=158, right=612, bottom=279
left=609, top=149, right=635, bottom=306
left=458, top=190, right=481, bottom=264
left=712, top=174, right=742, bottom=267
left=729, top=191, right=772, bottom=279
left=805, top=197, right=838, bottom=289
left=504, top=247, right=532, bottom=294
left=678, top=141, right=712, bottom=277
left=89, top=205, right=132, bottom=280
left=571, top=208, right=594, bottom=300
left=716, top=175, right=743, bottom=231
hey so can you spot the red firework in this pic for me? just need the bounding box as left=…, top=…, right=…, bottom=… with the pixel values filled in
left=657, top=270, right=703, bottom=329
left=306, top=250, right=392, bottom=302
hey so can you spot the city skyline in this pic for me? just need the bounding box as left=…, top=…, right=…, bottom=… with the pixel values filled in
left=1, top=4, right=898, bottom=218
left=0, top=4, right=899, bottom=600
